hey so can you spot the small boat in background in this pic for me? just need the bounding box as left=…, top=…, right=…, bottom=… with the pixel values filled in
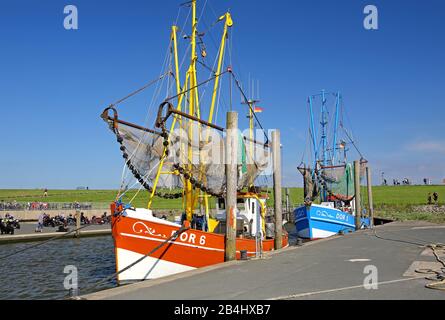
left=294, top=91, right=370, bottom=240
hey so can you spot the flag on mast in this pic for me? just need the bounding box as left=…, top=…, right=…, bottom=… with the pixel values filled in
left=254, top=106, right=263, bottom=113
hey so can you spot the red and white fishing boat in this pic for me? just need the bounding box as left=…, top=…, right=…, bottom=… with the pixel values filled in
left=102, top=0, right=288, bottom=282
left=110, top=194, right=288, bottom=282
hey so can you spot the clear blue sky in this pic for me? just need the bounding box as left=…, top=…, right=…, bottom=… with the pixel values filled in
left=0, top=0, right=444, bottom=189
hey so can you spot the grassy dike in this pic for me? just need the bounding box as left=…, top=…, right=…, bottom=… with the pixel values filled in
left=1, top=185, right=444, bottom=223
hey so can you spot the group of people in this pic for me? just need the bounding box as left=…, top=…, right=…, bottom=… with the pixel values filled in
left=427, top=192, right=439, bottom=205
left=0, top=213, right=20, bottom=235
left=0, top=200, right=25, bottom=211
left=391, top=178, right=411, bottom=185
left=382, top=178, right=437, bottom=186
left=27, top=202, right=58, bottom=210
left=35, top=211, right=111, bottom=232
left=61, top=202, right=92, bottom=210
left=0, top=200, right=94, bottom=211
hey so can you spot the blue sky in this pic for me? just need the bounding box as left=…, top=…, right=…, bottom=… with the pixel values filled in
left=0, top=0, right=444, bottom=189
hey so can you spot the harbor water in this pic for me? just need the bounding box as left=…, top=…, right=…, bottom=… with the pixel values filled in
left=0, top=236, right=116, bottom=300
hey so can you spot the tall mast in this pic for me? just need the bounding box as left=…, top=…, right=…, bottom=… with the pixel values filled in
left=308, top=95, right=318, bottom=170
left=185, top=0, right=198, bottom=222
left=320, top=90, right=329, bottom=202
left=320, top=89, right=328, bottom=168
left=147, top=21, right=189, bottom=210
left=331, top=92, right=340, bottom=165
left=148, top=0, right=232, bottom=219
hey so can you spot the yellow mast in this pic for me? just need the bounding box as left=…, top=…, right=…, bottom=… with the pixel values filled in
left=207, top=12, right=232, bottom=124
left=147, top=25, right=188, bottom=209
left=184, top=0, right=198, bottom=222
left=148, top=0, right=233, bottom=224
left=249, top=103, right=254, bottom=187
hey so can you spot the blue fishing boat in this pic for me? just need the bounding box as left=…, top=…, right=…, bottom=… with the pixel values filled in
left=294, top=91, right=370, bottom=239
left=295, top=204, right=370, bottom=239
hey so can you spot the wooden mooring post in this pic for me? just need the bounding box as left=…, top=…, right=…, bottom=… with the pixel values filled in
left=272, top=130, right=283, bottom=250
left=366, top=166, right=374, bottom=228
left=285, top=188, right=290, bottom=222
left=354, top=160, right=361, bottom=230
left=225, top=111, right=238, bottom=261
left=75, top=209, right=81, bottom=237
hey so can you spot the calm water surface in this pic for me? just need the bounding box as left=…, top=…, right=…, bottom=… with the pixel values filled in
left=0, top=224, right=299, bottom=300
left=0, top=236, right=116, bottom=300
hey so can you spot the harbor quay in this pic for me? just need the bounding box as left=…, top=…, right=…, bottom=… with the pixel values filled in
left=83, top=221, right=445, bottom=300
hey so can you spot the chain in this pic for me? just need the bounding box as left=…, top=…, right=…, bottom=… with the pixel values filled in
left=172, top=163, right=223, bottom=198
left=115, top=132, right=182, bottom=200
left=156, top=116, right=224, bottom=198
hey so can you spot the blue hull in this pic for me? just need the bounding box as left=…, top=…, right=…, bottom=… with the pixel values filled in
left=294, top=204, right=370, bottom=239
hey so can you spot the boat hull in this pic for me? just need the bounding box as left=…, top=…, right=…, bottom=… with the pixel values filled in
left=294, top=204, right=369, bottom=240
left=112, top=209, right=288, bottom=282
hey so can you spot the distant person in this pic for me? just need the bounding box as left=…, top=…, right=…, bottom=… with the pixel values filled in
left=35, top=213, right=44, bottom=232
left=423, top=178, right=427, bottom=185
left=383, top=179, right=387, bottom=186
left=433, top=192, right=439, bottom=205
left=427, top=193, right=433, bottom=205
left=102, top=212, right=110, bottom=224
left=43, top=188, right=48, bottom=197
left=80, top=212, right=90, bottom=224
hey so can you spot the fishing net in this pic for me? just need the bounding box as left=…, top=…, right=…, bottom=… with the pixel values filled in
left=103, top=113, right=270, bottom=196
left=115, top=122, right=182, bottom=189
left=298, top=166, right=319, bottom=201
left=321, top=162, right=366, bottom=201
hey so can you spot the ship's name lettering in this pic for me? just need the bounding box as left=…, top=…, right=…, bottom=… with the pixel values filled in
left=336, top=213, right=347, bottom=221
left=171, top=230, right=206, bottom=245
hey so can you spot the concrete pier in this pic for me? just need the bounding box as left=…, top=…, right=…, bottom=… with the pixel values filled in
left=83, top=221, right=445, bottom=300
left=0, top=222, right=111, bottom=244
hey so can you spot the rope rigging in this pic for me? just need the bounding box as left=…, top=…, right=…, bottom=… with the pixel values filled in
left=109, top=72, right=171, bottom=107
